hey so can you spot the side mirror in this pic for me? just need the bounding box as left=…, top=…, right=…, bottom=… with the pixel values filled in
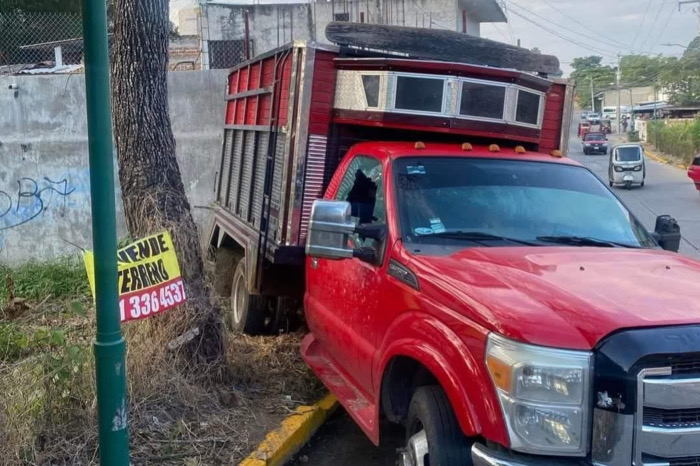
left=653, top=215, right=681, bottom=252
left=306, top=200, right=355, bottom=260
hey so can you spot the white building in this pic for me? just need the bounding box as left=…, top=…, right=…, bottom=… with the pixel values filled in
left=171, top=0, right=507, bottom=69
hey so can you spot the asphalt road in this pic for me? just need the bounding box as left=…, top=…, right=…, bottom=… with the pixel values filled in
left=291, top=118, right=700, bottom=466
left=568, top=127, right=700, bottom=258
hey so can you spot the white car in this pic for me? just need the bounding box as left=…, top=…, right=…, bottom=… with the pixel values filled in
left=587, top=112, right=601, bottom=124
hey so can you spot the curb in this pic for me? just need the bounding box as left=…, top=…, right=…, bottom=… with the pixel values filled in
left=239, top=393, right=339, bottom=466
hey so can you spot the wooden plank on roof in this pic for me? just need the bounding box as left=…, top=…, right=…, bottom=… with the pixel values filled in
left=325, top=22, right=560, bottom=75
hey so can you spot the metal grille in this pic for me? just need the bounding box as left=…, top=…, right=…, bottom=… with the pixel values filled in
left=219, top=129, right=234, bottom=205
left=208, top=39, right=252, bottom=69
left=645, top=407, right=700, bottom=428
left=228, top=130, right=244, bottom=211
left=0, top=11, right=83, bottom=74
left=239, top=130, right=256, bottom=221
left=673, top=359, right=700, bottom=375
left=251, top=132, right=268, bottom=227
left=671, top=458, right=700, bottom=466
left=269, top=132, right=287, bottom=241
left=300, top=135, right=328, bottom=242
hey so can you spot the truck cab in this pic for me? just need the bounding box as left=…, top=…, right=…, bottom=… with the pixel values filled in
left=304, top=141, right=696, bottom=466
left=208, top=41, right=699, bottom=466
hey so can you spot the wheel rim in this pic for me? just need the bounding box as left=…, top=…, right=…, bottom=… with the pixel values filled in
left=232, top=273, right=246, bottom=325
left=401, top=430, right=428, bottom=466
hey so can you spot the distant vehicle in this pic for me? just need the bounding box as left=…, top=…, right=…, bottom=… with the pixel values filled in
left=609, top=144, right=646, bottom=189
left=583, top=132, right=609, bottom=155
left=689, top=155, right=700, bottom=196
left=578, top=122, right=590, bottom=138
left=587, top=112, right=601, bottom=124
left=602, top=106, right=617, bottom=120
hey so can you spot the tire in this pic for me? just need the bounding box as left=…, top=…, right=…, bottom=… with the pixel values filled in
left=401, top=386, right=472, bottom=466
left=641, top=181, right=645, bottom=187
left=609, top=180, right=613, bottom=187
left=228, top=260, right=269, bottom=334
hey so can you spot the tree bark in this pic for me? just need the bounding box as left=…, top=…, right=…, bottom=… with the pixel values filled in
left=111, top=0, right=223, bottom=362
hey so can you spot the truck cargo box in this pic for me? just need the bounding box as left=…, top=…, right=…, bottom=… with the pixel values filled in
left=210, top=41, right=574, bottom=294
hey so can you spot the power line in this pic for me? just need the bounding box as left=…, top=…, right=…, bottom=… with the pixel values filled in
left=538, top=0, right=635, bottom=51
left=507, top=0, right=622, bottom=56
left=648, top=6, right=677, bottom=53
left=631, top=0, right=654, bottom=49
left=505, top=4, right=618, bottom=58
left=638, top=0, right=668, bottom=52
left=492, top=23, right=510, bottom=43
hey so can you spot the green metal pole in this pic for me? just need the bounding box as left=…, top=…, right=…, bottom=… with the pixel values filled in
left=81, top=0, right=130, bottom=464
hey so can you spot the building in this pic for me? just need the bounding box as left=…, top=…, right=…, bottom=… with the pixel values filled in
left=598, top=86, right=668, bottom=109
left=175, top=0, right=507, bottom=69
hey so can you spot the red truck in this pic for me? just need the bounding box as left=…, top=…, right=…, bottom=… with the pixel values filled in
left=209, top=41, right=699, bottom=465
left=689, top=154, right=700, bottom=196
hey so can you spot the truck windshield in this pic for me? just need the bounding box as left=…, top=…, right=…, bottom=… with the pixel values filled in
left=394, top=157, right=655, bottom=249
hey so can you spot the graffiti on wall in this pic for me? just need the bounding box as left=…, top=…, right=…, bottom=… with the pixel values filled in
left=0, top=177, right=76, bottom=230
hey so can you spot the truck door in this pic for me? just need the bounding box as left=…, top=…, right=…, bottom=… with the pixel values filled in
left=305, top=154, right=387, bottom=396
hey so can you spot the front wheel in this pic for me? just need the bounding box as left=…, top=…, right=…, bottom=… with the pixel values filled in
left=400, top=386, right=472, bottom=466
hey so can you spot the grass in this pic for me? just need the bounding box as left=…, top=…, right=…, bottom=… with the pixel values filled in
left=648, top=119, right=700, bottom=165
left=0, top=259, right=90, bottom=302
left=0, top=257, right=323, bottom=465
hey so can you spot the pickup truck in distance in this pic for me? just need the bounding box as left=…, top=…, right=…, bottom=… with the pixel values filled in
left=209, top=41, right=700, bottom=465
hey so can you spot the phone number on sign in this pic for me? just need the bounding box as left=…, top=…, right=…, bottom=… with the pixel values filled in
left=119, top=280, right=186, bottom=322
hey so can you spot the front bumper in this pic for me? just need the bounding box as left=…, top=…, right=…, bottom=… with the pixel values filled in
left=472, top=444, right=589, bottom=466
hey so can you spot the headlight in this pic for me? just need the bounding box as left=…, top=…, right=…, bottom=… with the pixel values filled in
left=614, top=166, right=624, bottom=172
left=633, top=165, right=643, bottom=172
left=486, top=334, right=592, bottom=456
left=584, top=143, right=591, bottom=146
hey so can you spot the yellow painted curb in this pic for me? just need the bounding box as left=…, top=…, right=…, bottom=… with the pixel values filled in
left=239, top=393, right=339, bottom=466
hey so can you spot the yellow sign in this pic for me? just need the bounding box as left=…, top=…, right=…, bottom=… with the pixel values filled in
left=84, top=231, right=186, bottom=323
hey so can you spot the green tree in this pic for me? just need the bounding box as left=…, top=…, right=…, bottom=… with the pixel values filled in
left=570, top=55, right=615, bottom=111
left=660, top=38, right=700, bottom=106
left=620, top=54, right=664, bottom=88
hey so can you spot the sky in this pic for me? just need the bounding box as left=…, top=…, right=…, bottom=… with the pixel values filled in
left=479, top=0, right=699, bottom=75
left=169, top=0, right=699, bottom=76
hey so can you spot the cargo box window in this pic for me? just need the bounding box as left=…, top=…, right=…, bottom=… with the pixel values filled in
left=362, top=75, right=380, bottom=108
left=394, top=76, right=444, bottom=113
left=515, top=89, right=542, bottom=125
left=459, top=82, right=506, bottom=120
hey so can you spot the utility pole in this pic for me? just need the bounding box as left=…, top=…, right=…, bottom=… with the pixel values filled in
left=616, top=54, right=622, bottom=134
left=80, top=0, right=129, bottom=465
left=679, top=1, right=700, bottom=34
left=589, top=76, right=595, bottom=112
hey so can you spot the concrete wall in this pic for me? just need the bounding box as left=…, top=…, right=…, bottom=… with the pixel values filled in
left=0, top=69, right=228, bottom=264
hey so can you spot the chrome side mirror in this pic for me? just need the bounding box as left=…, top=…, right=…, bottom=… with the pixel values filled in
left=306, top=200, right=355, bottom=260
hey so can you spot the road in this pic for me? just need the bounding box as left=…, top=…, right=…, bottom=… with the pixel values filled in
left=291, top=118, right=700, bottom=466
left=567, top=126, right=700, bottom=258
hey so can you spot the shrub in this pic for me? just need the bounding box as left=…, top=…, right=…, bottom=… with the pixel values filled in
left=0, top=258, right=89, bottom=302
left=648, top=119, right=700, bottom=164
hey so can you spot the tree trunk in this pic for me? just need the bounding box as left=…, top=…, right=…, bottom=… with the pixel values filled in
left=111, top=0, right=223, bottom=362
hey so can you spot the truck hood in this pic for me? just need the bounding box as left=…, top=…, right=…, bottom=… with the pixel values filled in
left=410, top=247, right=700, bottom=350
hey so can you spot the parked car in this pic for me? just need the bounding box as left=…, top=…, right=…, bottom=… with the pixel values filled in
left=609, top=143, right=646, bottom=189
left=583, top=131, right=609, bottom=154
left=689, top=155, right=700, bottom=196
left=581, top=110, right=590, bottom=121
left=209, top=42, right=698, bottom=466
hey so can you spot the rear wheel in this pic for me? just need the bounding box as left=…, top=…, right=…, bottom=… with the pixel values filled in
left=399, top=386, right=472, bottom=466
left=228, top=260, right=269, bottom=334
